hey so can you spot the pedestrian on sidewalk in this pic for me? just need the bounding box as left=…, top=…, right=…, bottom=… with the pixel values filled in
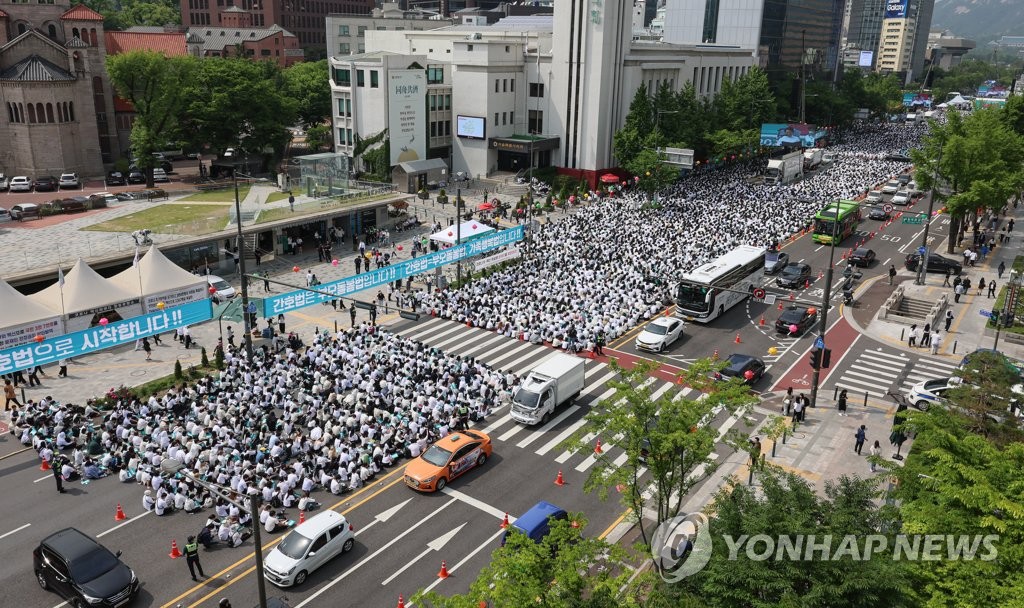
left=855, top=425, right=866, bottom=454
left=794, top=394, right=806, bottom=422
left=277, top=314, right=286, bottom=335
left=263, top=271, right=271, bottom=292
left=944, top=309, right=954, bottom=332
left=1010, top=218, right=1015, bottom=232
left=908, top=324, right=918, bottom=348
left=349, top=305, right=357, bottom=328
left=930, top=331, right=942, bottom=355
left=4, top=379, right=21, bottom=411
left=152, top=332, right=162, bottom=345
left=783, top=387, right=793, bottom=416
left=837, top=389, right=848, bottom=416
left=888, top=264, right=897, bottom=285
left=142, top=337, right=152, bottom=361
left=954, top=283, right=965, bottom=303
left=942, top=267, right=952, bottom=287
left=989, top=281, right=997, bottom=298
left=978, top=278, right=986, bottom=296
left=57, top=359, right=68, bottom=378
left=594, top=331, right=605, bottom=356
left=869, top=441, right=880, bottom=472
left=999, top=261, right=1006, bottom=279
left=921, top=323, right=931, bottom=347
left=28, top=365, right=41, bottom=387
left=981, top=243, right=990, bottom=261
left=288, top=194, right=295, bottom=211
left=749, top=437, right=762, bottom=469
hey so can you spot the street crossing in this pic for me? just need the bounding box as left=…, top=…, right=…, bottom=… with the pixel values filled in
left=824, top=346, right=960, bottom=402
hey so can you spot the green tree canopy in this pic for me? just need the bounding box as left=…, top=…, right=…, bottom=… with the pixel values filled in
left=283, top=59, right=331, bottom=127
left=84, top=0, right=180, bottom=30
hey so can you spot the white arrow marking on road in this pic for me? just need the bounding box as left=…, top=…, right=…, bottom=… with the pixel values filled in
left=381, top=522, right=467, bottom=585
left=407, top=528, right=507, bottom=607
left=357, top=498, right=412, bottom=535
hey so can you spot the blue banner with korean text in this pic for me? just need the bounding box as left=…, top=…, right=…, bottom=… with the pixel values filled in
left=0, top=299, right=213, bottom=374
left=261, top=225, right=525, bottom=317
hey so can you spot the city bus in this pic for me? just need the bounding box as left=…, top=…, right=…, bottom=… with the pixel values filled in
left=812, top=200, right=862, bottom=245
left=675, top=245, right=767, bottom=323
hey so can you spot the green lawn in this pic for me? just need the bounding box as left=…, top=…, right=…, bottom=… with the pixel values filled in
left=82, top=204, right=231, bottom=235
left=265, top=191, right=290, bottom=204
left=177, top=185, right=251, bottom=203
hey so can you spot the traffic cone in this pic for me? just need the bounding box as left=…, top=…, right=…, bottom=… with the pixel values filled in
left=734, top=333, right=742, bottom=344
left=817, top=270, right=823, bottom=280
left=789, top=292, right=795, bottom=301
left=169, top=539, right=182, bottom=559
left=778, top=300, right=784, bottom=311
left=594, top=438, right=603, bottom=454
left=804, top=279, right=810, bottom=289
left=397, top=595, right=406, bottom=608
left=554, top=470, right=565, bottom=486
left=589, top=349, right=596, bottom=360
left=40, top=459, right=50, bottom=471
left=115, top=503, right=127, bottom=521
left=299, top=510, right=305, bottom=525
left=466, top=320, right=472, bottom=328
left=759, top=315, right=765, bottom=326
left=571, top=520, right=580, bottom=529
left=500, top=512, right=510, bottom=529
left=438, top=560, right=450, bottom=579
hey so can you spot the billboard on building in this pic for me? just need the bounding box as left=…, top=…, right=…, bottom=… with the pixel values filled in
left=858, top=50, right=874, bottom=67
left=902, top=92, right=932, bottom=107
left=759, top=123, right=825, bottom=147
left=387, top=69, right=427, bottom=166
left=456, top=115, right=486, bottom=139
left=885, top=0, right=908, bottom=19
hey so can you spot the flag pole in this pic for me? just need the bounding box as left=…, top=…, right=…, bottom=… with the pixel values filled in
left=134, top=246, right=145, bottom=309
left=57, top=264, right=67, bottom=319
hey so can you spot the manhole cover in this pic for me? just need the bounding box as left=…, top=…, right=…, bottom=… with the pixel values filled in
left=129, top=370, right=148, bottom=377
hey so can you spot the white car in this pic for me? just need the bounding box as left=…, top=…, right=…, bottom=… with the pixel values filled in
left=207, top=275, right=236, bottom=300
left=635, top=317, right=684, bottom=353
left=906, top=376, right=961, bottom=411
left=865, top=190, right=883, bottom=203
left=0, top=173, right=8, bottom=191
left=907, top=180, right=921, bottom=195
left=58, top=172, right=80, bottom=189
left=152, top=168, right=170, bottom=183
left=892, top=190, right=910, bottom=205
left=0, top=207, right=10, bottom=222
left=881, top=179, right=901, bottom=194
left=8, top=176, right=32, bottom=192
left=263, top=510, right=355, bottom=587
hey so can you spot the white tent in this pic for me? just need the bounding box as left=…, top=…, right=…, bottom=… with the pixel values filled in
left=948, top=95, right=970, bottom=108
left=429, top=221, right=496, bottom=246
left=0, top=279, right=64, bottom=348
left=110, top=247, right=208, bottom=313
left=30, top=259, right=144, bottom=332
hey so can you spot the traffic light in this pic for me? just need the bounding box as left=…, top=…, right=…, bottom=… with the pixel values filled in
left=821, top=348, right=832, bottom=369
left=809, top=347, right=822, bottom=369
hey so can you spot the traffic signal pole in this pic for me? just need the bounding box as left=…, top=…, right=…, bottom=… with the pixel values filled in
left=809, top=198, right=842, bottom=409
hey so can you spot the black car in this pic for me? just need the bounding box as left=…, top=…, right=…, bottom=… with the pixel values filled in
left=776, top=263, right=812, bottom=289
left=127, top=170, right=145, bottom=185
left=764, top=251, right=790, bottom=274
left=106, top=171, right=126, bottom=186
left=898, top=173, right=912, bottom=185
left=848, top=247, right=876, bottom=267
left=868, top=205, right=890, bottom=220
left=34, top=175, right=59, bottom=191
left=905, top=253, right=963, bottom=275
left=716, top=354, right=767, bottom=385
left=34, top=528, right=139, bottom=608
left=776, top=305, right=818, bottom=336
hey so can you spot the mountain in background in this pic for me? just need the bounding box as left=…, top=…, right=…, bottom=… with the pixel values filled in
left=932, top=0, right=1024, bottom=41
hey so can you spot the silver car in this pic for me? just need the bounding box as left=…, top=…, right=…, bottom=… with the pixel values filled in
left=0, top=173, right=8, bottom=191
left=59, top=172, right=80, bottom=189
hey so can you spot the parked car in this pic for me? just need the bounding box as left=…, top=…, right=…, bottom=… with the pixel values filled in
left=907, top=180, right=921, bottom=195
left=33, top=527, right=139, bottom=607
left=88, top=192, right=117, bottom=208
left=501, top=501, right=569, bottom=546
left=34, top=175, right=59, bottom=192
left=58, top=172, right=80, bottom=189
left=848, top=247, right=877, bottom=267
left=152, top=168, right=170, bottom=183
left=881, top=179, right=901, bottom=194
left=263, top=511, right=355, bottom=587
left=635, top=317, right=684, bottom=353
left=0, top=173, right=8, bottom=191
left=0, top=207, right=11, bottom=222
left=105, top=171, right=126, bottom=186
left=776, top=263, right=812, bottom=289
left=764, top=250, right=790, bottom=274
left=898, top=173, right=912, bottom=185
left=130, top=154, right=172, bottom=173
left=127, top=170, right=145, bottom=184
left=865, top=190, right=883, bottom=203
left=868, top=205, right=890, bottom=220
left=114, top=191, right=137, bottom=201
left=207, top=275, right=236, bottom=300
left=904, top=253, right=962, bottom=275
left=892, top=190, right=911, bottom=205
left=715, top=354, right=767, bottom=385
left=775, top=305, right=818, bottom=336
left=10, top=203, right=40, bottom=220
left=9, top=176, right=33, bottom=192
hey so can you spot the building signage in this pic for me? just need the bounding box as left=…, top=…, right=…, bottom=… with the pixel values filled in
left=0, top=299, right=213, bottom=374
left=262, top=226, right=525, bottom=316
left=885, top=0, right=908, bottom=19
left=490, top=139, right=531, bottom=154
left=388, top=69, right=427, bottom=166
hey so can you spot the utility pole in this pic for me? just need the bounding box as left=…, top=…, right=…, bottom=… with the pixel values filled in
left=809, top=197, right=841, bottom=408
left=456, top=186, right=462, bottom=285
left=233, top=167, right=254, bottom=361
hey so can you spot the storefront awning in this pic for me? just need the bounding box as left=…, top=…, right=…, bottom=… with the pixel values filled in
left=489, top=136, right=560, bottom=154
left=396, top=158, right=448, bottom=174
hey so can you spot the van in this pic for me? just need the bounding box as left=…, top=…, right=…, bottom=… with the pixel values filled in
left=501, top=501, right=568, bottom=546
left=263, top=510, right=355, bottom=587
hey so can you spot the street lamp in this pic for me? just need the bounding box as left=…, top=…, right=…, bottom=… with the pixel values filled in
left=161, top=458, right=268, bottom=608
left=809, top=198, right=842, bottom=409
left=233, top=166, right=255, bottom=360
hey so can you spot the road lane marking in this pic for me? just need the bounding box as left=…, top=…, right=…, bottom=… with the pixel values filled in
left=380, top=522, right=467, bottom=586
left=0, top=446, right=32, bottom=461
left=408, top=528, right=507, bottom=605
left=516, top=405, right=580, bottom=449
left=0, top=523, right=31, bottom=540
left=440, top=486, right=508, bottom=520
left=98, top=511, right=150, bottom=538
left=33, top=474, right=51, bottom=483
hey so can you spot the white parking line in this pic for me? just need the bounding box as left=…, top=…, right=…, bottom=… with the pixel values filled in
left=97, top=511, right=150, bottom=538
left=0, top=523, right=31, bottom=540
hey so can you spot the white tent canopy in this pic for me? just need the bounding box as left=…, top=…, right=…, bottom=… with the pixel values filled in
left=30, top=259, right=144, bottom=331
left=110, top=247, right=208, bottom=312
left=948, top=95, right=970, bottom=107
left=0, top=279, right=64, bottom=348
left=429, top=221, right=496, bottom=246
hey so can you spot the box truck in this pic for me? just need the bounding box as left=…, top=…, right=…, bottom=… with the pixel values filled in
left=803, top=148, right=823, bottom=170
left=511, top=353, right=586, bottom=425
left=765, top=151, right=803, bottom=185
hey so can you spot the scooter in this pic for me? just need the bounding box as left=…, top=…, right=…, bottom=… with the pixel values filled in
left=842, top=289, right=855, bottom=306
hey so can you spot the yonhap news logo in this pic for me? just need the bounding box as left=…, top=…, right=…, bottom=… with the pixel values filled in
left=651, top=513, right=712, bottom=582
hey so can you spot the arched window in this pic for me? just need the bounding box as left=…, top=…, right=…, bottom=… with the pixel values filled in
left=68, top=101, right=74, bottom=121
left=27, top=104, right=36, bottom=123
left=72, top=27, right=80, bottom=39
left=36, top=103, right=45, bottom=123
left=59, top=102, right=66, bottom=122
left=48, top=24, right=57, bottom=39
left=17, top=23, right=27, bottom=35
left=46, top=103, right=54, bottom=123
left=17, top=103, right=24, bottom=123
left=6, top=103, right=13, bottom=123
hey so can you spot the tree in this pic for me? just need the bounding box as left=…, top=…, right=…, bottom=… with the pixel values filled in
left=304, top=124, right=331, bottom=152
left=657, top=469, right=912, bottom=608
left=861, top=72, right=903, bottom=116
left=84, top=0, right=180, bottom=30
left=412, top=516, right=641, bottom=608
left=107, top=51, right=196, bottom=186
left=353, top=129, right=388, bottom=176
left=563, top=358, right=757, bottom=550
left=283, top=59, right=331, bottom=128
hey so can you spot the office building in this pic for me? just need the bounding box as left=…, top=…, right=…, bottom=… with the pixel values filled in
left=875, top=0, right=934, bottom=80
left=326, top=2, right=452, bottom=57
left=843, top=0, right=886, bottom=68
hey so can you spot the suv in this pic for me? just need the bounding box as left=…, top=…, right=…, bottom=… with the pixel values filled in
left=34, top=527, right=139, bottom=607
left=9, top=176, right=32, bottom=192
left=0, top=173, right=8, bottom=191
left=59, top=172, right=81, bottom=189
left=106, top=171, right=126, bottom=186
left=34, top=175, right=59, bottom=192
left=501, top=501, right=569, bottom=546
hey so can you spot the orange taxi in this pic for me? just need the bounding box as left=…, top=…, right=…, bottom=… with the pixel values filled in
left=403, top=430, right=493, bottom=492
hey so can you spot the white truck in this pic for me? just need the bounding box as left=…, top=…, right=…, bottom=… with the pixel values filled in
left=803, top=148, right=823, bottom=170
left=511, top=353, right=586, bottom=425
left=765, top=150, right=803, bottom=185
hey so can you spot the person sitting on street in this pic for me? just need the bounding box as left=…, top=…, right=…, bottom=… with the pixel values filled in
left=197, top=524, right=217, bottom=549
left=60, top=459, right=80, bottom=482
left=82, top=459, right=105, bottom=479
left=142, top=489, right=156, bottom=512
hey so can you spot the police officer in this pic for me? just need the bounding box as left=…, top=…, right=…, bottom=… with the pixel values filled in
left=457, top=403, right=469, bottom=430
left=184, top=535, right=206, bottom=581
left=369, top=304, right=378, bottom=326
left=52, top=455, right=65, bottom=494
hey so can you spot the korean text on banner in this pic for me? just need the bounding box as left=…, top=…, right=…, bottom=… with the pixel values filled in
left=261, top=225, right=525, bottom=317
left=0, top=299, right=213, bottom=375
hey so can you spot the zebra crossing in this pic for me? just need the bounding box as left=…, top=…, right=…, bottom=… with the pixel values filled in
left=392, top=317, right=745, bottom=474
left=825, top=347, right=960, bottom=401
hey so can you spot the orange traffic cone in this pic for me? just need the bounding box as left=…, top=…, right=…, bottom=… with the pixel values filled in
left=594, top=438, right=603, bottom=454
left=115, top=504, right=127, bottom=521
left=40, top=459, right=50, bottom=471
left=571, top=520, right=580, bottom=529
left=759, top=316, right=765, bottom=326
left=169, top=539, right=182, bottom=559
left=555, top=470, right=565, bottom=486
left=734, top=333, right=742, bottom=344
left=789, top=292, right=795, bottom=301
left=438, top=560, right=450, bottom=579
left=589, top=349, right=596, bottom=360
left=397, top=595, right=406, bottom=608
left=299, top=510, right=305, bottom=525
left=466, top=320, right=472, bottom=328
left=804, top=279, right=810, bottom=289
left=500, top=512, right=510, bottom=529
left=778, top=300, right=784, bottom=311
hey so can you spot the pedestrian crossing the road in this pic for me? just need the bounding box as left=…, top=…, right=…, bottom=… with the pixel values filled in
left=390, top=318, right=744, bottom=474
left=825, top=347, right=960, bottom=401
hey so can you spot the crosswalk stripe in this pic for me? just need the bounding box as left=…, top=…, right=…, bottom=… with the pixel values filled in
left=714, top=412, right=741, bottom=443
left=649, top=382, right=675, bottom=402
left=556, top=431, right=595, bottom=463
left=516, top=405, right=581, bottom=449
left=844, top=369, right=898, bottom=383
left=535, top=386, right=616, bottom=456
left=482, top=413, right=512, bottom=434
left=505, top=349, right=561, bottom=375
left=485, top=341, right=539, bottom=368
left=834, top=381, right=886, bottom=397
left=399, top=318, right=452, bottom=341
left=497, top=423, right=526, bottom=442
left=456, top=333, right=511, bottom=358
left=860, top=351, right=910, bottom=364
left=852, top=359, right=899, bottom=373
left=431, top=327, right=491, bottom=351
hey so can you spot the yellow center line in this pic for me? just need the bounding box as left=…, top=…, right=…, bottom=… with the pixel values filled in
left=598, top=509, right=630, bottom=540
left=161, top=468, right=406, bottom=608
